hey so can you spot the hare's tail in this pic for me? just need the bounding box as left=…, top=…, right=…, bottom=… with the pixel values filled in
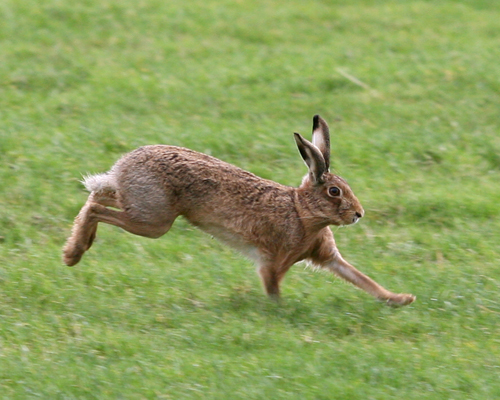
left=81, top=172, right=117, bottom=194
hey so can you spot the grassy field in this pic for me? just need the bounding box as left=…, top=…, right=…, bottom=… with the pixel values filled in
left=1, top=0, right=500, bottom=398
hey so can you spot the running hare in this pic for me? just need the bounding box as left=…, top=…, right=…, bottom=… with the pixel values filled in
left=63, top=115, right=415, bottom=306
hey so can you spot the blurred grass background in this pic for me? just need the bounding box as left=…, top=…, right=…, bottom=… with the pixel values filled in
left=1, top=0, right=500, bottom=398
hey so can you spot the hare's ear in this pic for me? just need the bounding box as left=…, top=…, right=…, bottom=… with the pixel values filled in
left=311, top=115, right=330, bottom=171
left=294, top=132, right=327, bottom=184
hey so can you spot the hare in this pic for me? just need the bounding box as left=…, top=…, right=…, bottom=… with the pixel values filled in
left=63, top=115, right=415, bottom=306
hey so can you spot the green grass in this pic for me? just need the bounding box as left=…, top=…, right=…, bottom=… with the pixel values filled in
left=1, top=0, right=500, bottom=398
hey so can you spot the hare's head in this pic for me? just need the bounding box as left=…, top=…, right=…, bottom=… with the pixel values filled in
left=295, top=115, right=364, bottom=227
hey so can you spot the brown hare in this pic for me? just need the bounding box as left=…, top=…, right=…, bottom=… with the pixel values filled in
left=63, top=115, right=415, bottom=306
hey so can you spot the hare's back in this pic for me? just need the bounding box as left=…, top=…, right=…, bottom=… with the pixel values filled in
left=112, top=145, right=286, bottom=204
left=114, top=145, right=263, bottom=184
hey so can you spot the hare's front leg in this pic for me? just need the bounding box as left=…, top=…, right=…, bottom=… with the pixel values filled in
left=325, top=252, right=415, bottom=306
left=310, top=229, right=415, bottom=306
left=257, top=261, right=293, bottom=300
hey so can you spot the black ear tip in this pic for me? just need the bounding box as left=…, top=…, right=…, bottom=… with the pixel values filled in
left=313, top=114, right=321, bottom=129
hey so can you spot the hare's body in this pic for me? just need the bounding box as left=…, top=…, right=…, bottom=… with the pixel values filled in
left=85, top=145, right=301, bottom=258
left=64, top=116, right=415, bottom=306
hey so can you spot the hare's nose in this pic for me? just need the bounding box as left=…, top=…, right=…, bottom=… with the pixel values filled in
left=355, top=210, right=364, bottom=219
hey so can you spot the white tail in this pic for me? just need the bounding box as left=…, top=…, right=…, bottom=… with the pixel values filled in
left=82, top=173, right=117, bottom=194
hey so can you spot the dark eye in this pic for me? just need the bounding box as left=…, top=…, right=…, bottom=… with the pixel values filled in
left=328, top=186, right=341, bottom=197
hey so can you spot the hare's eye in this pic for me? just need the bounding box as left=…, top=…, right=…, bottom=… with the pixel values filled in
left=328, top=186, right=342, bottom=197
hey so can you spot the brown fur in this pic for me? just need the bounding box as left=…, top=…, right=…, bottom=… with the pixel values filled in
left=63, top=115, right=415, bottom=306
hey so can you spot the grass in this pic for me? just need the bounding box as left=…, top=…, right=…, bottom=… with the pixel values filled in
left=1, top=0, right=500, bottom=398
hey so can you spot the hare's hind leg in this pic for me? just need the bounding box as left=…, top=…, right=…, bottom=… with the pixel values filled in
left=63, top=194, right=176, bottom=266
left=85, top=193, right=121, bottom=251
left=63, top=193, right=105, bottom=266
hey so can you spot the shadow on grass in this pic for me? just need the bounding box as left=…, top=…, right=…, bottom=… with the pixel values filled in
left=206, top=286, right=421, bottom=340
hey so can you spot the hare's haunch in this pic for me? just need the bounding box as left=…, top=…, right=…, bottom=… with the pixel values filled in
left=63, top=115, right=415, bottom=306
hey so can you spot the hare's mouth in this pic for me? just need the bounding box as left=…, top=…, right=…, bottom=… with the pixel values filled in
left=339, top=208, right=363, bottom=226
left=338, top=218, right=358, bottom=227
left=352, top=211, right=363, bottom=225
left=343, top=214, right=361, bottom=226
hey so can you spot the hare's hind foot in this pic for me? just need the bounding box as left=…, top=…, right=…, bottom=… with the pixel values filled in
left=63, top=199, right=100, bottom=266
left=63, top=228, right=95, bottom=266
left=63, top=224, right=96, bottom=266
left=63, top=241, right=86, bottom=266
left=385, top=293, right=416, bottom=307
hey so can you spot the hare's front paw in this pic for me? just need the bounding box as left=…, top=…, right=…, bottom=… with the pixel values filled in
left=386, top=293, right=416, bottom=307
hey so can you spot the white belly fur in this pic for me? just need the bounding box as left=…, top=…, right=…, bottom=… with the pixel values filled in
left=198, top=224, right=262, bottom=263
